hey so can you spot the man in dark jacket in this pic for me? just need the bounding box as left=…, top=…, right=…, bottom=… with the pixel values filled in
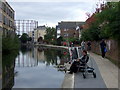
left=100, top=39, right=106, bottom=58
left=68, top=50, right=89, bottom=74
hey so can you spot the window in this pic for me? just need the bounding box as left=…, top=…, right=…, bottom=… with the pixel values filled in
left=3, top=15, right=5, bottom=24
left=9, top=20, right=10, bottom=27
left=2, top=3, right=6, bottom=12
left=64, top=29, right=67, bottom=31
left=57, top=28, right=60, bottom=30
left=64, top=33, right=69, bottom=37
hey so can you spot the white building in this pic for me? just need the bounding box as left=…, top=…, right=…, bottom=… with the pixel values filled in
left=34, top=25, right=46, bottom=43
left=56, top=25, right=61, bottom=38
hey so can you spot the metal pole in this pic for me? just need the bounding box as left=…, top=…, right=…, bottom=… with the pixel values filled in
left=18, top=20, right=20, bottom=35
left=79, top=28, right=81, bottom=40
left=22, top=20, right=24, bottom=34
left=67, top=28, right=69, bottom=49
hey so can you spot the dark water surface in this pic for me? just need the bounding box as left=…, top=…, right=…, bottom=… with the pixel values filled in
left=2, top=46, right=69, bottom=88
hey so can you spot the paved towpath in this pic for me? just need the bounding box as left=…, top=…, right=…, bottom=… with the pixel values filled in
left=62, top=47, right=118, bottom=89
left=89, top=52, right=118, bottom=88
left=36, top=44, right=118, bottom=88
left=74, top=49, right=106, bottom=88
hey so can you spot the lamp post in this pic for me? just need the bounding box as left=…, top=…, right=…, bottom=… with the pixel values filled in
left=76, top=26, right=81, bottom=40
left=79, top=27, right=81, bottom=40
left=66, top=28, right=70, bottom=49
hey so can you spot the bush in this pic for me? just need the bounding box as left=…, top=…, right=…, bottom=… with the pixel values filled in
left=56, top=36, right=63, bottom=46
left=2, top=35, right=20, bottom=54
left=81, top=2, right=120, bottom=41
left=20, top=33, right=29, bottom=43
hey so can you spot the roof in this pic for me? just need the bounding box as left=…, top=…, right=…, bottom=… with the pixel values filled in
left=58, top=21, right=85, bottom=30
left=86, top=13, right=96, bottom=24
left=35, top=25, right=46, bottom=30
left=2, top=0, right=15, bottom=12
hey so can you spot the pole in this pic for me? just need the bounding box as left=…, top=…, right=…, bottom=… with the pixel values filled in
left=79, top=28, right=81, bottom=40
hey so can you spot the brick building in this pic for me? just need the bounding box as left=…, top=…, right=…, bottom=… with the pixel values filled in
left=56, top=21, right=85, bottom=39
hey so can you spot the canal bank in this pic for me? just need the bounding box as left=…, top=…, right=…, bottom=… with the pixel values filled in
left=89, top=52, right=118, bottom=88
left=62, top=51, right=118, bottom=88
left=35, top=44, right=68, bottom=49
left=36, top=44, right=118, bottom=88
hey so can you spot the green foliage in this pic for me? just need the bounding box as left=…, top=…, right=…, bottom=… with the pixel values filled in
left=2, top=35, right=20, bottom=54
left=44, top=27, right=56, bottom=44
left=81, top=2, right=120, bottom=41
left=20, top=33, right=29, bottom=43
left=2, top=47, right=19, bottom=88
left=96, top=2, right=120, bottom=40
left=28, top=37, right=32, bottom=41
left=81, top=22, right=100, bottom=41
left=68, top=37, right=77, bottom=42
left=56, top=36, right=63, bottom=46
left=81, top=29, right=91, bottom=41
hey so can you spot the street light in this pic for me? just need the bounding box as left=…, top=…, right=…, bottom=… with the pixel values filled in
left=76, top=26, right=81, bottom=40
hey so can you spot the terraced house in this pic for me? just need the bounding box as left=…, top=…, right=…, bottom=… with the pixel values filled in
left=0, top=0, right=15, bottom=37
left=57, top=21, right=85, bottom=39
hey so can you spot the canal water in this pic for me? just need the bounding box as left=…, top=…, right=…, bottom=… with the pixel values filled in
left=2, top=46, right=70, bottom=88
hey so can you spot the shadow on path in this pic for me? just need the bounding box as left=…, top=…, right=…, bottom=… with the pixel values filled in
left=74, top=49, right=107, bottom=88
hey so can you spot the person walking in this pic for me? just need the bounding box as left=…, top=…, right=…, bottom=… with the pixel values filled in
left=87, top=41, right=91, bottom=51
left=100, top=39, right=107, bottom=58
left=72, top=47, right=78, bottom=60
left=81, top=41, right=85, bottom=50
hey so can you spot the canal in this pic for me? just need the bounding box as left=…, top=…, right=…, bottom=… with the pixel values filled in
left=2, top=46, right=70, bottom=89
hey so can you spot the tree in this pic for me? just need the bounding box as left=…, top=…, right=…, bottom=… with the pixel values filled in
left=28, top=37, right=32, bottom=42
left=44, top=27, right=56, bottom=44
left=96, top=2, right=120, bottom=40
left=20, top=33, right=29, bottom=43
left=81, top=22, right=100, bottom=41
left=81, top=2, right=120, bottom=41
left=57, top=36, right=63, bottom=46
left=2, top=35, right=20, bottom=54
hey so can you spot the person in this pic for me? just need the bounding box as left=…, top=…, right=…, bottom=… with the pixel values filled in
left=81, top=41, right=86, bottom=50
left=72, top=47, right=78, bottom=60
left=100, top=39, right=106, bottom=58
left=87, top=41, right=91, bottom=51
left=68, top=50, right=89, bottom=74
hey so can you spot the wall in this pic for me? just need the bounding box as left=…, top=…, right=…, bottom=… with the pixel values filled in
left=90, top=39, right=119, bottom=66
left=1, top=1, right=15, bottom=37
left=34, top=29, right=46, bottom=42
left=61, top=29, right=79, bottom=38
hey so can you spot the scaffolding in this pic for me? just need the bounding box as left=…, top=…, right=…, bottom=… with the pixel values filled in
left=15, top=20, right=38, bottom=35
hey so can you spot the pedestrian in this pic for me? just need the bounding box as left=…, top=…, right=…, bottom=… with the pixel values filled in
left=87, top=41, right=91, bottom=51
left=72, top=47, right=78, bottom=60
left=72, top=42, right=74, bottom=47
left=81, top=41, right=86, bottom=50
left=100, top=39, right=107, bottom=58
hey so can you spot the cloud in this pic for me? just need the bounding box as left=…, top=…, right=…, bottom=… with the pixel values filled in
left=8, top=1, right=99, bottom=27
left=7, top=0, right=99, bottom=2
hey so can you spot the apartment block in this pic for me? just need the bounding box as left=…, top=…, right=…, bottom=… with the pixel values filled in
left=57, top=21, right=85, bottom=39
left=0, top=0, right=15, bottom=37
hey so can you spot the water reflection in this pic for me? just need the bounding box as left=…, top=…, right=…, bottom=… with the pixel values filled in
left=2, top=46, right=70, bottom=89
left=2, top=50, right=19, bottom=89
left=16, top=46, right=69, bottom=68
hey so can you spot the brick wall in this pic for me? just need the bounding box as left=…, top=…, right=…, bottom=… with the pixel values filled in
left=90, top=39, right=119, bottom=66
left=61, top=29, right=79, bottom=38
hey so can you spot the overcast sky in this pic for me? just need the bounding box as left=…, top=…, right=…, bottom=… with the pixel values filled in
left=7, top=0, right=102, bottom=27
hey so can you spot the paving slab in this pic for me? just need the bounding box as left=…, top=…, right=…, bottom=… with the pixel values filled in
left=74, top=56, right=106, bottom=88
left=90, top=52, right=118, bottom=88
